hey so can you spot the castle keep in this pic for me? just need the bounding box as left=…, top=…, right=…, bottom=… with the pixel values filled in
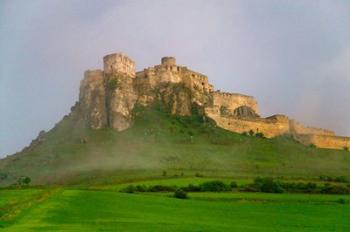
left=78, top=52, right=350, bottom=150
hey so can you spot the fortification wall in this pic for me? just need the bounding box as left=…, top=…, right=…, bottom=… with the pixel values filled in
left=295, top=134, right=350, bottom=150
left=188, top=71, right=211, bottom=93
left=79, top=70, right=107, bottom=129
left=289, top=120, right=335, bottom=136
left=103, top=53, right=135, bottom=77
left=205, top=109, right=289, bottom=138
left=211, top=91, right=258, bottom=113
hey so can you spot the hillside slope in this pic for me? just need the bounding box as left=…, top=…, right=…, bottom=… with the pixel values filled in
left=1, top=106, right=350, bottom=186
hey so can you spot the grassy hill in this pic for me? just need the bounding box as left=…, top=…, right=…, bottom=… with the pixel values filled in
left=1, top=106, right=350, bottom=186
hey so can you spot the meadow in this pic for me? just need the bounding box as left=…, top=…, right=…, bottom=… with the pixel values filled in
left=1, top=178, right=350, bottom=232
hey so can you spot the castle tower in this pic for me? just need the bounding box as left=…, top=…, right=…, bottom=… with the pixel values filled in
left=161, top=57, right=176, bottom=66
left=103, top=53, right=135, bottom=77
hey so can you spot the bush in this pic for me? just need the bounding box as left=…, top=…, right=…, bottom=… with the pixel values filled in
left=0, top=173, right=8, bottom=181
left=120, top=185, right=136, bottom=193
left=182, top=184, right=201, bottom=192
left=17, top=176, right=31, bottom=186
left=107, top=78, right=118, bottom=90
left=230, top=181, right=238, bottom=188
left=280, top=182, right=318, bottom=193
left=336, top=198, right=349, bottom=204
left=200, top=181, right=231, bottom=192
left=255, top=132, right=265, bottom=138
left=195, top=173, right=203, bottom=177
left=253, top=177, right=284, bottom=193
left=148, top=185, right=176, bottom=192
left=135, top=185, right=147, bottom=192
left=309, top=144, right=316, bottom=148
left=321, top=185, right=350, bottom=194
left=344, top=147, right=349, bottom=151
left=248, top=130, right=255, bottom=136
left=174, top=189, right=187, bottom=199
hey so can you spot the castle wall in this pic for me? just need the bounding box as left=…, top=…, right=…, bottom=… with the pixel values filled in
left=211, top=91, right=258, bottom=114
left=289, top=120, right=335, bottom=136
left=105, top=73, right=138, bottom=131
left=205, top=109, right=290, bottom=138
left=79, top=70, right=107, bottom=129
left=295, top=134, right=350, bottom=150
left=103, top=53, right=135, bottom=77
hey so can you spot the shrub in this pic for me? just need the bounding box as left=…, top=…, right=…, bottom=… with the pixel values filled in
left=255, top=132, right=265, bottom=138
left=148, top=185, right=176, bottom=192
left=195, top=173, right=203, bottom=177
left=230, top=181, right=238, bottom=188
left=242, top=132, right=248, bottom=136
left=321, top=185, right=350, bottom=194
left=280, top=182, right=317, bottom=193
left=335, top=176, right=348, bottom=183
left=200, top=181, right=230, bottom=192
left=309, top=144, right=316, bottom=148
left=182, top=184, right=201, bottom=192
left=174, top=189, right=187, bottom=199
left=344, top=147, right=349, bottom=151
left=0, top=173, right=8, bottom=181
left=135, top=185, right=147, bottom=192
left=336, top=198, right=349, bottom=204
left=162, top=170, right=167, bottom=176
left=253, top=177, right=284, bottom=193
left=17, top=176, right=31, bottom=186
left=120, top=185, right=136, bottom=193
left=107, top=78, right=118, bottom=90
left=248, top=130, right=255, bottom=136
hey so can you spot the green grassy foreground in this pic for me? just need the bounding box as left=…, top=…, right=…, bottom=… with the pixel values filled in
left=1, top=184, right=350, bottom=232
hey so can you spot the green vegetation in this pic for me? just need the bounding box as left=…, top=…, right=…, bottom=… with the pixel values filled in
left=1, top=185, right=350, bottom=231
left=174, top=188, right=187, bottom=199
left=1, top=106, right=350, bottom=230
left=1, top=106, right=350, bottom=186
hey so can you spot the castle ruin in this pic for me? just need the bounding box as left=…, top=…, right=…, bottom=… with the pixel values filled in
left=78, top=52, right=350, bottom=150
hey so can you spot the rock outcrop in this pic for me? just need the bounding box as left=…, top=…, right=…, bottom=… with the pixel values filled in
left=76, top=52, right=350, bottom=150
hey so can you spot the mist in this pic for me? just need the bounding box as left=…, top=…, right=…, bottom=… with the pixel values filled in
left=1, top=0, right=350, bottom=157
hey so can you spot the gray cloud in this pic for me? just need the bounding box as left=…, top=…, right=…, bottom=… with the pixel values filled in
left=1, top=0, right=350, bottom=157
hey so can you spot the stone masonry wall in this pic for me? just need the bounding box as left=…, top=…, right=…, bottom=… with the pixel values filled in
left=205, top=108, right=290, bottom=138
left=103, top=53, right=135, bottom=77
left=79, top=70, right=107, bottom=129
left=295, top=134, right=350, bottom=150
left=211, top=91, right=258, bottom=114
left=289, top=120, right=335, bottom=136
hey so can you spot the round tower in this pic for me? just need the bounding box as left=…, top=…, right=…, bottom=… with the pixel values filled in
left=103, top=53, right=135, bottom=77
left=161, top=57, right=176, bottom=66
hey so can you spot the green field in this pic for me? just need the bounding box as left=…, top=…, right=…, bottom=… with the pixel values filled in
left=1, top=183, right=350, bottom=232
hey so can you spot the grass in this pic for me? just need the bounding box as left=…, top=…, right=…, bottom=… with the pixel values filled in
left=1, top=187, right=350, bottom=232
left=1, top=107, right=350, bottom=186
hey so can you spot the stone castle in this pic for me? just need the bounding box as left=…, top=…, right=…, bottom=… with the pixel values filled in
left=78, top=52, right=350, bottom=150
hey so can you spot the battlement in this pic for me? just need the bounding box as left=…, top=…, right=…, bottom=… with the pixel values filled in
left=103, top=53, right=135, bottom=77
left=212, top=90, right=254, bottom=99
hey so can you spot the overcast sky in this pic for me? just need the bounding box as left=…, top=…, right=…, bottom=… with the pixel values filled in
left=1, top=0, right=350, bottom=157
